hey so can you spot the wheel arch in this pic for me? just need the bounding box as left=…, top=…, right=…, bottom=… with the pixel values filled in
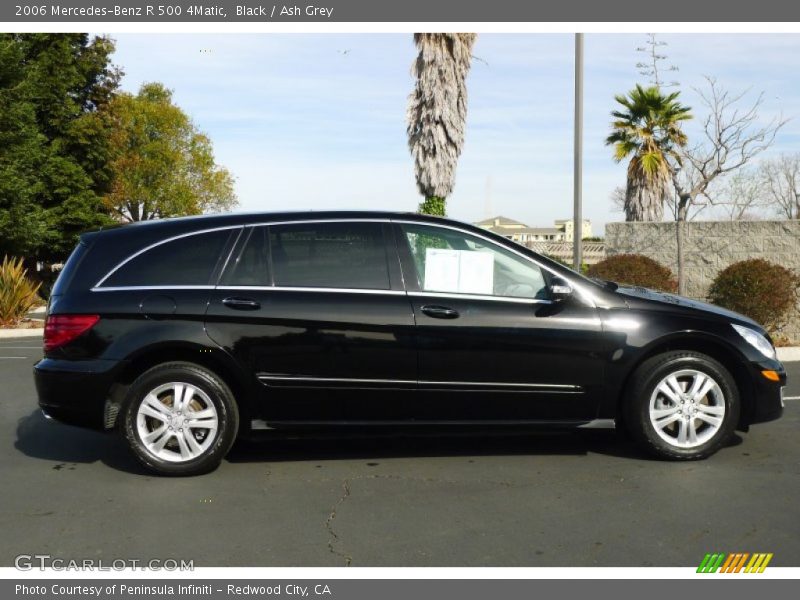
left=613, top=332, right=755, bottom=432
left=109, top=341, right=257, bottom=434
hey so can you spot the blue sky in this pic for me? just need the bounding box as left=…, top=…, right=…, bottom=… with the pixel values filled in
left=106, top=33, right=800, bottom=234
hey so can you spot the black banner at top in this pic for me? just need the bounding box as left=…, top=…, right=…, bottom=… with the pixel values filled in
left=3, top=0, right=800, bottom=23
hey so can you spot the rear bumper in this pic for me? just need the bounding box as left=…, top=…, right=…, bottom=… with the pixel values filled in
left=747, top=360, right=786, bottom=425
left=34, top=358, right=125, bottom=430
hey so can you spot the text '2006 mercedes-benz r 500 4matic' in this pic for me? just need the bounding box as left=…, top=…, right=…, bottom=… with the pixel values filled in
left=34, top=211, right=786, bottom=475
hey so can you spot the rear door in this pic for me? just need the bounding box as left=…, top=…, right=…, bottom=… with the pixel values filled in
left=205, top=220, right=417, bottom=422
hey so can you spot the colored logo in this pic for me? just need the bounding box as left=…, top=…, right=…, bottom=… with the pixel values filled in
left=697, top=553, right=773, bottom=573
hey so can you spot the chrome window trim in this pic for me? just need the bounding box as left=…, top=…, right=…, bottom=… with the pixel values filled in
left=91, top=284, right=550, bottom=305
left=90, top=284, right=405, bottom=295
left=407, top=291, right=551, bottom=305
left=91, top=217, right=595, bottom=307
left=217, top=285, right=405, bottom=296
left=90, top=285, right=548, bottom=305
left=258, top=374, right=582, bottom=390
left=91, top=285, right=215, bottom=292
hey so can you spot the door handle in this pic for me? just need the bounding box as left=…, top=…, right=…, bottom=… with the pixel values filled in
left=222, top=297, right=261, bottom=310
left=421, top=305, right=459, bottom=319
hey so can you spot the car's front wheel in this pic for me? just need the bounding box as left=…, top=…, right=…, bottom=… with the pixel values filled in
left=121, top=362, right=239, bottom=476
left=624, top=351, right=740, bottom=460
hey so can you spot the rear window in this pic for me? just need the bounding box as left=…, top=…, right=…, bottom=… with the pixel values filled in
left=51, top=239, right=90, bottom=296
left=100, top=229, right=232, bottom=288
left=269, top=222, right=389, bottom=289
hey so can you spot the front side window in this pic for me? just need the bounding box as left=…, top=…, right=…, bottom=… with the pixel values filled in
left=101, top=229, right=232, bottom=287
left=401, top=223, right=548, bottom=300
left=270, top=222, right=390, bottom=289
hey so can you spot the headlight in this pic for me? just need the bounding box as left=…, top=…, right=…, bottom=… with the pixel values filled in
left=732, top=324, right=776, bottom=360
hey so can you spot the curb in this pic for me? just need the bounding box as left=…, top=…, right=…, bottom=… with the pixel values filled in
left=0, top=329, right=44, bottom=339
left=777, top=347, right=800, bottom=363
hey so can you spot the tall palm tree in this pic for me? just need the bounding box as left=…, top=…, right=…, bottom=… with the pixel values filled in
left=606, top=85, right=692, bottom=221
left=407, top=33, right=477, bottom=216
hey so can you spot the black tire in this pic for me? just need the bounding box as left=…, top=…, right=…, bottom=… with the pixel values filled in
left=121, top=362, right=239, bottom=476
left=623, top=351, right=740, bottom=460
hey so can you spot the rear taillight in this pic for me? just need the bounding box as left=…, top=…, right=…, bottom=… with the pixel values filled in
left=44, top=314, right=100, bottom=352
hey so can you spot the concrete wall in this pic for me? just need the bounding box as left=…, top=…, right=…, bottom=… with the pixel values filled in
left=605, top=220, right=800, bottom=343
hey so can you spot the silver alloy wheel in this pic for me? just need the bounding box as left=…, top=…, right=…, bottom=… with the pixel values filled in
left=135, top=382, right=219, bottom=463
left=648, top=368, right=726, bottom=449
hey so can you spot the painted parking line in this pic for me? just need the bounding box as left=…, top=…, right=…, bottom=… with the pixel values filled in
left=0, top=356, right=28, bottom=359
left=783, top=396, right=800, bottom=401
left=0, top=346, right=40, bottom=349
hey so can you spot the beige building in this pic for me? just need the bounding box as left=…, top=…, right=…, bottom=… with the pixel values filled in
left=554, top=219, right=593, bottom=243
left=475, top=216, right=592, bottom=244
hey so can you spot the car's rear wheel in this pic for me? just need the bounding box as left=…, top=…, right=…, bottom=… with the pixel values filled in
left=121, top=362, right=238, bottom=476
left=624, top=351, right=740, bottom=460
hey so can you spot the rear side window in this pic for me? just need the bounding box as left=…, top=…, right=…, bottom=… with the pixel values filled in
left=101, top=229, right=232, bottom=288
left=270, top=222, right=390, bottom=289
left=220, top=227, right=270, bottom=286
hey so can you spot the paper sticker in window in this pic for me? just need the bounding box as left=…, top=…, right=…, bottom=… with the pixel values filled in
left=424, top=249, right=494, bottom=295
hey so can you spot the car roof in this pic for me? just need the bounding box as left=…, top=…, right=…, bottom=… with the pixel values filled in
left=86, top=210, right=486, bottom=240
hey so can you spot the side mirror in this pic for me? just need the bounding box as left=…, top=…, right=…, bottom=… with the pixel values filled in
left=549, top=276, right=573, bottom=301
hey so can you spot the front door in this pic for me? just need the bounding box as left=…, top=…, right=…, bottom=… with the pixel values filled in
left=394, top=221, right=604, bottom=422
left=205, top=221, right=416, bottom=422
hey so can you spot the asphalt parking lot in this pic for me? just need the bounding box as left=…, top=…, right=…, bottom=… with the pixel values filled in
left=2, top=335, right=799, bottom=567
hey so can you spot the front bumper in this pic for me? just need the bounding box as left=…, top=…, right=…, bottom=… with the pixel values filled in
left=747, top=359, right=786, bottom=425
left=34, top=358, right=125, bottom=430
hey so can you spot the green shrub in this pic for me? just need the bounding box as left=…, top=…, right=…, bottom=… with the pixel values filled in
left=708, top=258, right=800, bottom=333
left=417, top=196, right=446, bottom=216
left=0, top=255, right=42, bottom=327
left=587, top=254, right=677, bottom=292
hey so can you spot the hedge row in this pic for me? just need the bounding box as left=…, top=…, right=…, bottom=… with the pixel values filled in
left=585, top=254, right=799, bottom=334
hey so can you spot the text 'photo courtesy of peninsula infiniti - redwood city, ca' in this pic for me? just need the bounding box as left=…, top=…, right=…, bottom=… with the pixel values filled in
left=34, top=211, right=786, bottom=475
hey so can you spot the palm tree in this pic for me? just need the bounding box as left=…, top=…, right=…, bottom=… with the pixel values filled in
left=606, top=85, right=692, bottom=221
left=407, top=33, right=477, bottom=216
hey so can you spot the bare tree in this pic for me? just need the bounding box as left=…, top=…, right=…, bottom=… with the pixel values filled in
left=663, top=185, right=710, bottom=222
left=761, top=153, right=800, bottom=219
left=610, top=186, right=626, bottom=215
left=704, top=166, right=772, bottom=220
left=668, top=77, right=787, bottom=294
